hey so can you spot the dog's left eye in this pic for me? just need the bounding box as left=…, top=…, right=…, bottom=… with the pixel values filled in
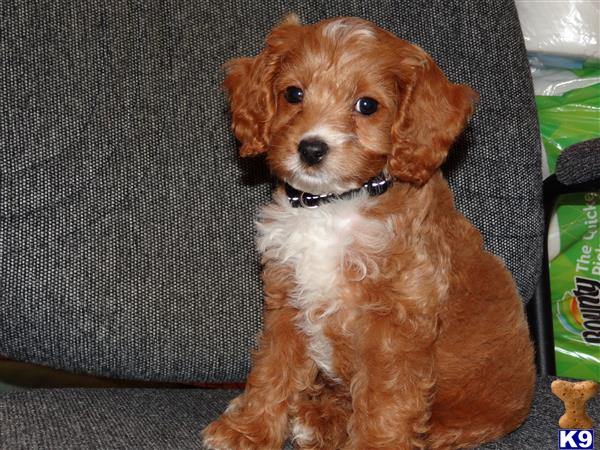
left=355, top=97, right=378, bottom=115
left=284, top=86, right=304, bottom=104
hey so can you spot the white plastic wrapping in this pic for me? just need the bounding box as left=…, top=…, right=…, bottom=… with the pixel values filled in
left=516, top=0, right=600, bottom=59
left=529, top=55, right=600, bottom=95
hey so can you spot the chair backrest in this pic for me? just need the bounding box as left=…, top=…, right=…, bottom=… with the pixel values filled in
left=0, top=0, right=542, bottom=383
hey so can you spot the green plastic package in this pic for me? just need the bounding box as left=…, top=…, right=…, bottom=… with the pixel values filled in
left=549, top=192, right=600, bottom=381
left=536, top=81, right=600, bottom=173
left=535, top=61, right=600, bottom=381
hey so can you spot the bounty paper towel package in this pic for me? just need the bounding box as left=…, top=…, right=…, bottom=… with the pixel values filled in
left=531, top=56, right=600, bottom=381
left=516, top=0, right=600, bottom=382
left=548, top=192, right=600, bottom=381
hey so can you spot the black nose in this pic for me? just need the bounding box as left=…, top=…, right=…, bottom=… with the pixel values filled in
left=298, top=139, right=329, bottom=166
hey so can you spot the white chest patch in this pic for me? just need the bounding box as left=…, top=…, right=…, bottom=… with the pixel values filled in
left=256, top=191, right=393, bottom=379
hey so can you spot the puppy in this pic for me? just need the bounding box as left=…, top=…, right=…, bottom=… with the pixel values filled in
left=203, top=15, right=535, bottom=450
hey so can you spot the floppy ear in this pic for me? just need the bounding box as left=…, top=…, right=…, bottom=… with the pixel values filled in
left=223, top=14, right=301, bottom=157
left=389, top=49, right=478, bottom=185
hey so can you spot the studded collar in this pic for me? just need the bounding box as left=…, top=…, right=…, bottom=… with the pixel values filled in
left=284, top=173, right=392, bottom=208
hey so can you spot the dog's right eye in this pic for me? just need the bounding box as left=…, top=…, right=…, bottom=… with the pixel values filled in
left=284, top=86, right=304, bottom=104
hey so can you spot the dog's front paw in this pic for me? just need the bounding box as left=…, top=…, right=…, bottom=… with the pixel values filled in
left=202, top=416, right=280, bottom=450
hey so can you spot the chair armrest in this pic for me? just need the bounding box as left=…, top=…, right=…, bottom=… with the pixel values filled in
left=555, top=138, right=600, bottom=187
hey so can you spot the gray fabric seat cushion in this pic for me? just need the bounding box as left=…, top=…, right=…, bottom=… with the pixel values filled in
left=0, top=0, right=542, bottom=383
left=0, top=377, right=597, bottom=450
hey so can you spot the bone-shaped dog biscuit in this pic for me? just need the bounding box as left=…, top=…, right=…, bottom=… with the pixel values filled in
left=551, top=379, right=598, bottom=429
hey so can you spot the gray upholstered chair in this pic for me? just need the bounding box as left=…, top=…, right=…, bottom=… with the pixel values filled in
left=1, top=1, right=597, bottom=449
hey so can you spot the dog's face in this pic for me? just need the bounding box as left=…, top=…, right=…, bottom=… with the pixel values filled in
left=224, top=16, right=477, bottom=193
